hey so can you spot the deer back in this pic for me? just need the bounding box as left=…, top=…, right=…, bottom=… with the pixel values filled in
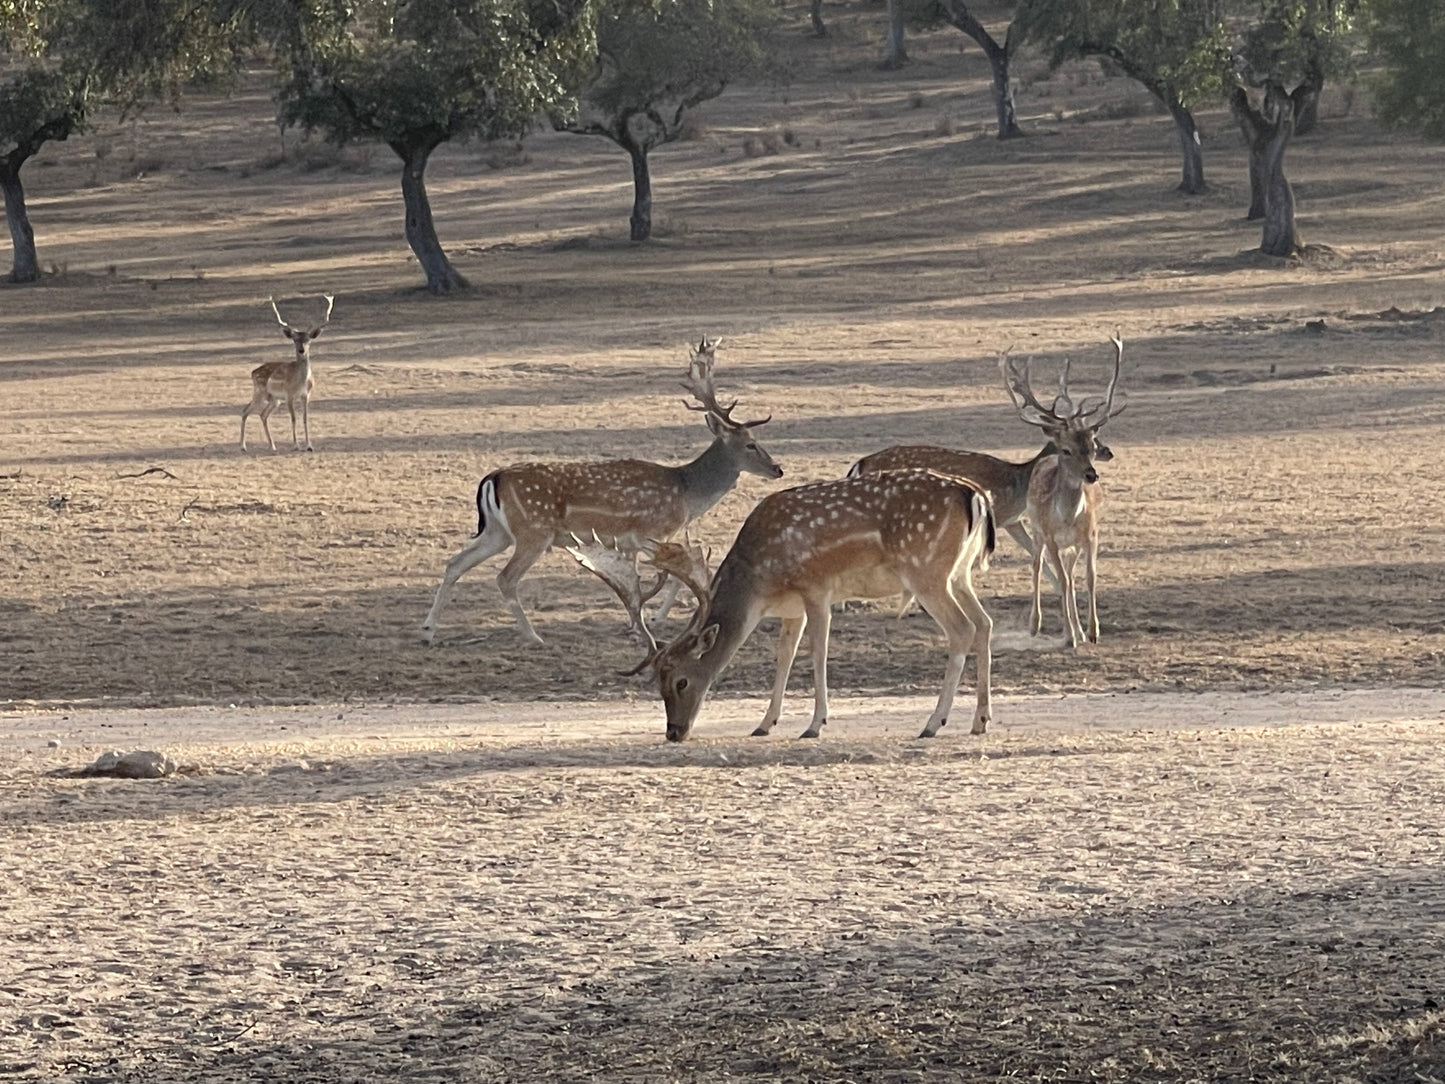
left=849, top=444, right=1056, bottom=527
left=492, top=459, right=692, bottom=545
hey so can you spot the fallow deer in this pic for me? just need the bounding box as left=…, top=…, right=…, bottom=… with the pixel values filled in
left=1005, top=337, right=1126, bottom=647
left=420, top=339, right=784, bottom=646
left=635, top=468, right=997, bottom=742
left=240, top=294, right=333, bottom=453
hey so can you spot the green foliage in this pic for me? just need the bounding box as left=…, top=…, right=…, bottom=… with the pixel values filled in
left=0, top=64, right=84, bottom=159
left=1368, top=0, right=1445, bottom=138
left=1018, top=0, right=1230, bottom=106
left=273, top=0, right=604, bottom=152
left=1234, top=0, right=1359, bottom=85
left=575, top=0, right=777, bottom=146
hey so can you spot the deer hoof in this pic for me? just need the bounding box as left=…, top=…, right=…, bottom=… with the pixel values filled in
left=750, top=724, right=773, bottom=737
left=799, top=725, right=822, bottom=739
left=971, top=718, right=989, bottom=736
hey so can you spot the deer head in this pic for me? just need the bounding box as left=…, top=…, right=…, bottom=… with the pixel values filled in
left=681, top=337, right=784, bottom=480
left=270, top=294, right=335, bottom=357
left=1003, top=335, right=1126, bottom=483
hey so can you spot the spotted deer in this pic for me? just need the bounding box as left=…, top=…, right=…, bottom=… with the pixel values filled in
left=631, top=469, right=997, bottom=742
left=1005, top=337, right=1126, bottom=647
left=240, top=294, right=333, bottom=453
left=420, top=339, right=784, bottom=646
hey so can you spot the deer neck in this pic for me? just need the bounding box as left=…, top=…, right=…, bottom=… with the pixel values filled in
left=675, top=437, right=743, bottom=520
left=995, top=445, right=1054, bottom=523
left=694, top=556, right=766, bottom=680
left=1045, top=458, right=1090, bottom=520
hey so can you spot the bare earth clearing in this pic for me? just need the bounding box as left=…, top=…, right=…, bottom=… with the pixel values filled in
left=2, top=7, right=1444, bottom=1080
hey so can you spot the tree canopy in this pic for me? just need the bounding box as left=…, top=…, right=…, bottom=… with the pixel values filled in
left=1368, top=0, right=1445, bottom=138
left=268, top=0, right=604, bottom=293
left=569, top=0, right=777, bottom=240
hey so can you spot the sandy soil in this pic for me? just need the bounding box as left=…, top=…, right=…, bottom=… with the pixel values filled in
left=2, top=4, right=1444, bottom=1078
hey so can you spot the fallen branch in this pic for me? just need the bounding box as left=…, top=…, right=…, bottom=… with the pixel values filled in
left=117, top=466, right=178, bottom=480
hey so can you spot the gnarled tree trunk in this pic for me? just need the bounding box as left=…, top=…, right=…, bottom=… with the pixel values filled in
left=1, top=162, right=40, bottom=284
left=393, top=137, right=469, bottom=295
left=1168, top=99, right=1205, bottom=195
left=940, top=2, right=1021, bottom=139
left=1231, top=84, right=1302, bottom=256
left=624, top=133, right=653, bottom=242
left=1259, top=88, right=1300, bottom=257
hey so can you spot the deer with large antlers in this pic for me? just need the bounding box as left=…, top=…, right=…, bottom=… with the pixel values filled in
left=624, top=469, right=997, bottom=742
left=420, top=338, right=784, bottom=646
left=1005, top=336, right=1126, bottom=647
left=240, top=294, right=334, bottom=453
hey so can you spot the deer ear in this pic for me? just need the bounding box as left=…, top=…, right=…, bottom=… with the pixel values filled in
left=704, top=413, right=724, bottom=437
left=308, top=327, right=323, bottom=340
left=280, top=327, right=293, bottom=340
left=692, top=624, right=720, bottom=657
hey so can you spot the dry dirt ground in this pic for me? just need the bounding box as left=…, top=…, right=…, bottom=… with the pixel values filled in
left=2, top=4, right=1444, bottom=1079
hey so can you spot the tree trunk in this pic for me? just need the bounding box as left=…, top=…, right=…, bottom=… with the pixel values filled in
left=395, top=139, right=469, bottom=295
left=1259, top=87, right=1301, bottom=257
left=625, top=137, right=652, bottom=242
left=0, top=163, right=40, bottom=284
left=810, top=0, right=826, bottom=37
left=1291, top=69, right=1324, bottom=137
left=1168, top=100, right=1205, bottom=194
left=1230, top=87, right=1269, bottom=220
left=940, top=6, right=1021, bottom=139
left=880, top=0, right=907, bottom=69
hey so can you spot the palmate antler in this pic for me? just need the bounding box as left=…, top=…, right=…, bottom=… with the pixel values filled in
left=561, top=532, right=669, bottom=654
left=680, top=337, right=772, bottom=431
left=1002, top=335, right=1127, bottom=433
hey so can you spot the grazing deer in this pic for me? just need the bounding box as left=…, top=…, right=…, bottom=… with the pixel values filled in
left=420, top=339, right=784, bottom=646
left=240, top=294, right=334, bottom=453
left=1005, top=337, right=1126, bottom=647
left=633, top=469, right=997, bottom=742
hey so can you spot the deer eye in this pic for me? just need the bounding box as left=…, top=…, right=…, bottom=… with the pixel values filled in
left=675, top=678, right=690, bottom=693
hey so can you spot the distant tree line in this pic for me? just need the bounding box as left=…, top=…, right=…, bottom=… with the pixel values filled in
left=1, top=0, right=1442, bottom=289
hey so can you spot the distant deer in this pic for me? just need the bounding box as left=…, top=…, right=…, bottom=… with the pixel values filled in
left=420, top=339, right=784, bottom=646
left=625, top=468, right=997, bottom=742
left=1004, top=336, right=1126, bottom=647
left=240, top=294, right=333, bottom=453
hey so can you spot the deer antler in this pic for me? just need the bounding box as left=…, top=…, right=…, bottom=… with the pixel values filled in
left=621, top=535, right=714, bottom=677
left=1004, top=336, right=1127, bottom=432
left=270, top=294, right=335, bottom=335
left=680, top=338, right=771, bottom=430
left=561, top=532, right=668, bottom=657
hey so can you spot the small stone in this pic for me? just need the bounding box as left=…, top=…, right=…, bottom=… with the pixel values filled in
left=46, top=739, right=61, bottom=749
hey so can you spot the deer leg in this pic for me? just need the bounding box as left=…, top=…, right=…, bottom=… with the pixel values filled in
left=798, top=602, right=833, bottom=739
left=258, top=399, right=279, bottom=452
left=753, top=616, right=806, bottom=737
left=301, top=395, right=313, bottom=452
left=286, top=397, right=300, bottom=450
left=911, top=575, right=992, bottom=738
left=952, top=571, right=994, bottom=735
left=240, top=389, right=268, bottom=452
left=1058, top=547, right=1083, bottom=648
left=651, top=577, right=685, bottom=624
left=911, top=586, right=968, bottom=739
left=495, top=534, right=552, bottom=646
left=420, top=525, right=514, bottom=644
left=1006, top=521, right=1060, bottom=591
left=1030, top=540, right=1048, bottom=635
left=1084, top=535, right=1100, bottom=644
